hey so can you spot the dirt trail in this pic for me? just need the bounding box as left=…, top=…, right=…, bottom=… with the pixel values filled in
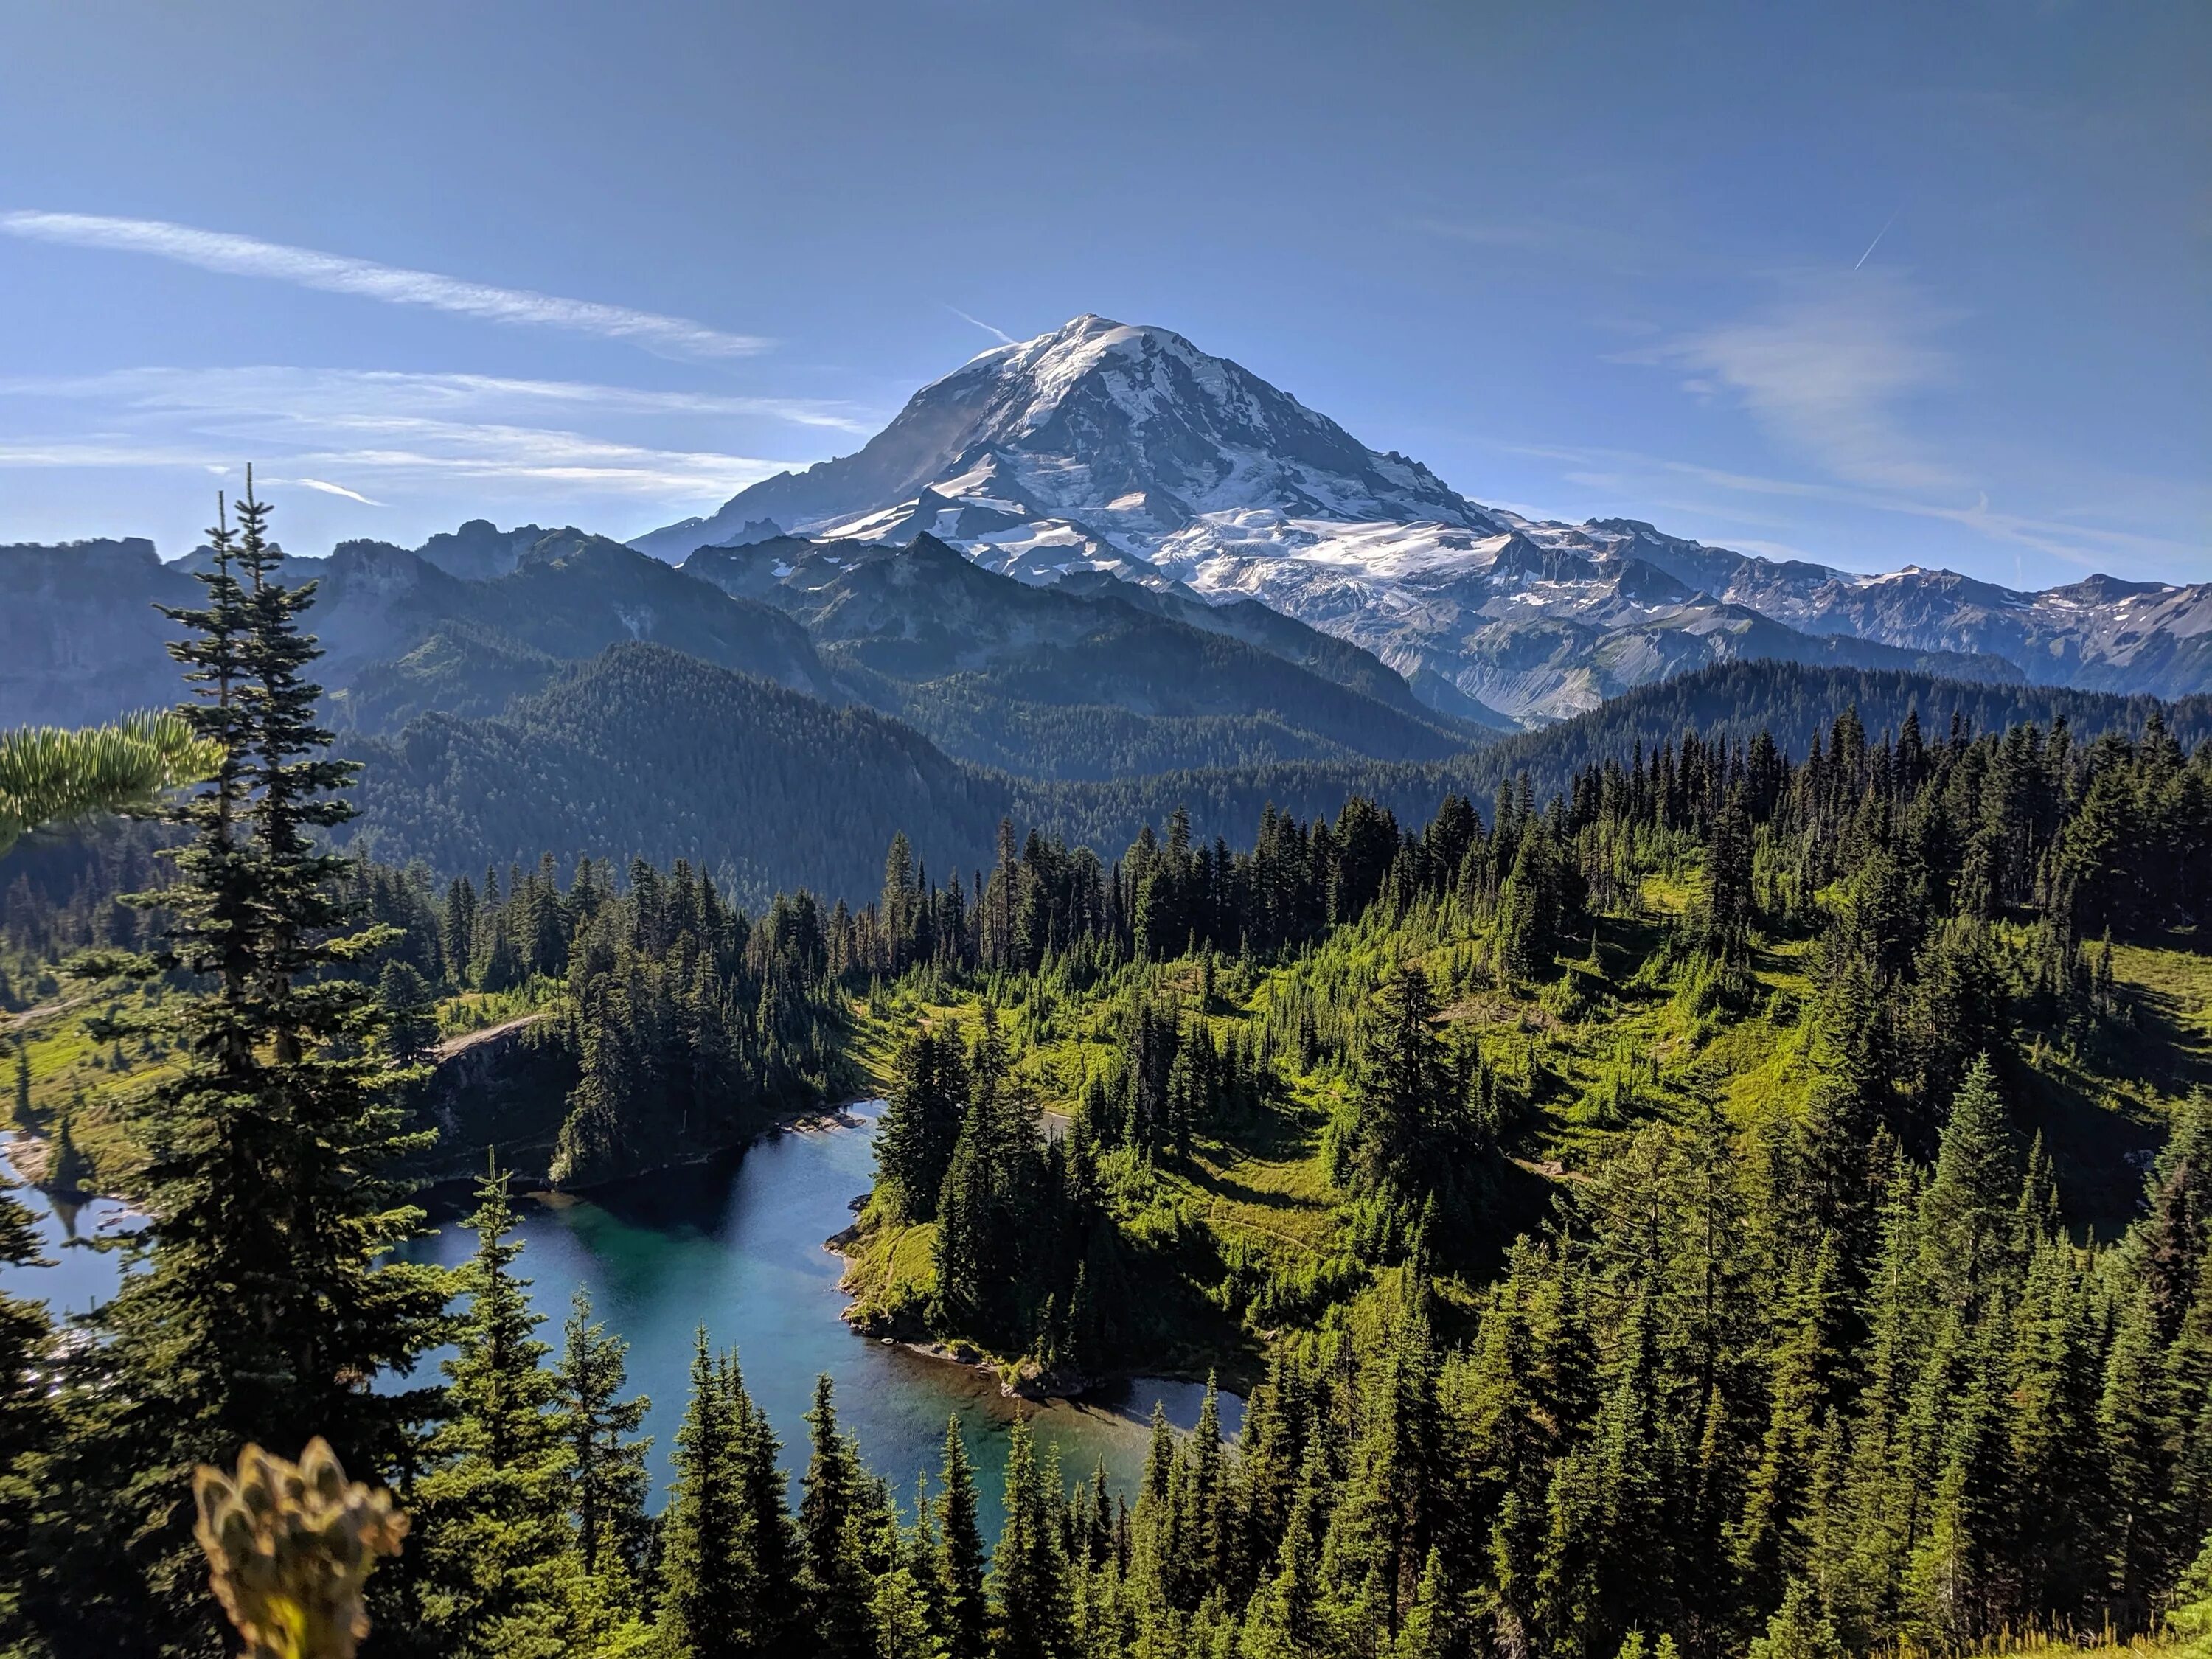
left=431, top=1009, right=549, bottom=1062
left=4, top=995, right=91, bottom=1036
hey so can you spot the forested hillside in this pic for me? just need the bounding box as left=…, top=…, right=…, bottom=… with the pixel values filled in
left=0, top=538, right=201, bottom=725
left=721, top=534, right=1476, bottom=779
left=1024, top=661, right=2212, bottom=854
left=0, top=529, right=835, bottom=731
left=339, top=643, right=1009, bottom=903
left=6, top=514, right=2212, bottom=1659
left=327, top=653, right=2212, bottom=906
left=0, top=525, right=1485, bottom=782
left=832, top=692, right=2212, bottom=1657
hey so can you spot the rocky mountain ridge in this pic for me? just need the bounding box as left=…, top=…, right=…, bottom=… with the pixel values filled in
left=636, top=314, right=2209, bottom=723
left=1, top=516, right=1481, bottom=782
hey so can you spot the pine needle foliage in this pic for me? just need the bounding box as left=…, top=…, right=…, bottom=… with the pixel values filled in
left=27, top=479, right=447, bottom=1653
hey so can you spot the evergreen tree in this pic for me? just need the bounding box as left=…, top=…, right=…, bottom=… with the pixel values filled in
left=936, top=1421, right=990, bottom=1659
left=801, top=1374, right=877, bottom=1659
left=37, top=481, right=446, bottom=1652
left=657, top=1333, right=745, bottom=1658
left=415, top=1164, right=575, bottom=1659
left=872, top=1508, right=943, bottom=1659
left=556, top=1287, right=653, bottom=1585
left=1347, top=962, right=1446, bottom=1200
left=731, top=1352, right=807, bottom=1655
left=2101, top=1285, right=2181, bottom=1630
left=878, top=1026, right=968, bottom=1223
left=990, top=1419, right=1071, bottom=1659
left=1922, top=1056, right=2018, bottom=1304
left=1745, top=1579, right=1846, bottom=1659
left=0, top=1173, right=49, bottom=1649
left=378, top=958, right=439, bottom=1066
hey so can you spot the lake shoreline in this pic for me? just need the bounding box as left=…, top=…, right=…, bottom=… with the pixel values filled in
left=4, top=1091, right=1245, bottom=1523
left=413, top=1093, right=888, bottom=1210
left=853, top=1326, right=1248, bottom=1415
left=823, top=1168, right=1253, bottom=1410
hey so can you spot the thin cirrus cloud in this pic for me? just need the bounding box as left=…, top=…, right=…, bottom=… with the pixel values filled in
left=0, top=365, right=849, bottom=507
left=1624, top=268, right=1965, bottom=495
left=1, top=210, right=769, bottom=361
left=1511, top=439, right=2203, bottom=577
left=0, top=427, right=796, bottom=501
left=0, top=366, right=875, bottom=435
left=285, top=425, right=792, bottom=497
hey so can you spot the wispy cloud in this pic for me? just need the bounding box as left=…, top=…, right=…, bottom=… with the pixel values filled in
left=0, top=428, right=793, bottom=501
left=0, top=366, right=874, bottom=434
left=945, top=305, right=1016, bottom=345
left=1, top=212, right=769, bottom=360
left=0, top=363, right=855, bottom=514
left=1510, top=438, right=2204, bottom=576
left=1652, top=456, right=2197, bottom=570
left=1624, top=269, right=1964, bottom=493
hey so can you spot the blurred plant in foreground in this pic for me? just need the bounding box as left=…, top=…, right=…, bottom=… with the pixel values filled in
left=0, top=710, right=218, bottom=856
left=192, top=1439, right=409, bottom=1659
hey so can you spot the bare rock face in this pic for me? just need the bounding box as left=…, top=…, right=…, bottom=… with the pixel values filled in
left=0, top=538, right=197, bottom=726
left=1001, top=1356, right=1090, bottom=1401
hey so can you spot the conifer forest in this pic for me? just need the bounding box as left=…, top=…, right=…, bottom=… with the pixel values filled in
left=5, top=490, right=2212, bottom=1659
left=10, top=0, right=2206, bottom=1646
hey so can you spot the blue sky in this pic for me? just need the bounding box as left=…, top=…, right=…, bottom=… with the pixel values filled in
left=1, top=0, right=2204, bottom=588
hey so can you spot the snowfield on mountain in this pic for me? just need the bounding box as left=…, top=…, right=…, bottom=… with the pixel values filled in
left=635, top=315, right=2212, bottom=726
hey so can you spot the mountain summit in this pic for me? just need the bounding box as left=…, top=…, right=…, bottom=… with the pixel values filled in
left=636, top=316, right=2211, bottom=723
left=632, top=315, right=1499, bottom=564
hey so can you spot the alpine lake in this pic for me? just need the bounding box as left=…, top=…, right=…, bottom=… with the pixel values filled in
left=1, top=1100, right=1240, bottom=1539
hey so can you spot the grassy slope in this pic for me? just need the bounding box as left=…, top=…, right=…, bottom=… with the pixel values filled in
left=840, top=861, right=2212, bottom=1377
left=3, top=973, right=564, bottom=1192
left=10, top=859, right=2205, bottom=1358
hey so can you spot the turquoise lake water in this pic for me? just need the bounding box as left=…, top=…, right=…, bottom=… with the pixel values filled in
left=1, top=1103, right=1239, bottom=1537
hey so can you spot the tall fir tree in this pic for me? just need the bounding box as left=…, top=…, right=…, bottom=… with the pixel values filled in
left=936, top=1420, right=990, bottom=1659
left=415, top=1164, right=576, bottom=1659
left=990, top=1418, right=1071, bottom=1659
left=32, top=480, right=445, bottom=1654
left=877, top=1026, right=968, bottom=1223
left=801, top=1374, right=877, bottom=1659
left=557, top=1287, right=653, bottom=1586
left=657, top=1334, right=743, bottom=1658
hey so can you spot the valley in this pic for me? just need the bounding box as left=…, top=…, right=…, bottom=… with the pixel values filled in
left=5, top=5, right=2202, bottom=1655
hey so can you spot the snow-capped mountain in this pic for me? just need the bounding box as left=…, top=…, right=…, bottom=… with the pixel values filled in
left=631, top=314, right=1495, bottom=564
left=635, top=315, right=2210, bottom=724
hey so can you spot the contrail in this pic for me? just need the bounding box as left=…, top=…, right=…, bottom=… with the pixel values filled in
left=1, top=210, right=769, bottom=359
left=945, top=304, right=1016, bottom=344
left=1854, top=213, right=1898, bottom=271
left=282, top=477, right=385, bottom=507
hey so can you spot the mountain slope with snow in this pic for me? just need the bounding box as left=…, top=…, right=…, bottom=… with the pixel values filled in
left=636, top=315, right=2208, bottom=724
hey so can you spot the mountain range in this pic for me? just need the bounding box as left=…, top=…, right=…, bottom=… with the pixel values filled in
left=7, top=310, right=2208, bottom=900
left=635, top=313, right=2211, bottom=723
left=336, top=650, right=2211, bottom=905
left=1, top=516, right=1472, bottom=782
left=5, top=530, right=2207, bottom=904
